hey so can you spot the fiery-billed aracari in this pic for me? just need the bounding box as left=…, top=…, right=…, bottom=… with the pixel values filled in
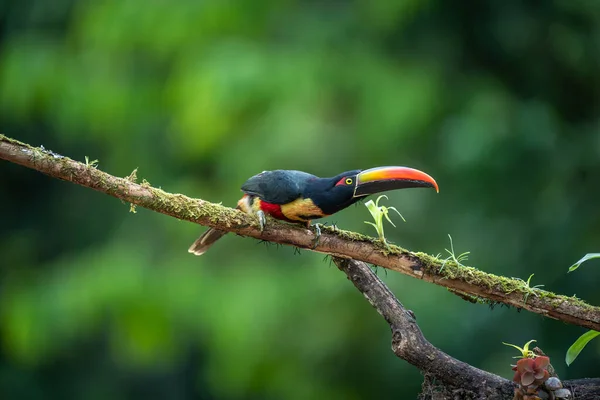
left=188, top=166, right=438, bottom=255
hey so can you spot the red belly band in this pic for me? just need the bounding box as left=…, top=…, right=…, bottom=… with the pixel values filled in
left=259, top=201, right=289, bottom=221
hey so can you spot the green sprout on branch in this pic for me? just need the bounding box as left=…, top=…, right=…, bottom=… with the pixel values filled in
left=439, top=234, right=470, bottom=272
left=522, top=273, right=544, bottom=304
left=84, top=156, right=99, bottom=168
left=364, top=195, right=405, bottom=248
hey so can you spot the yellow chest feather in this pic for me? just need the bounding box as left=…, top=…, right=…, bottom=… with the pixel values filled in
left=280, top=198, right=326, bottom=222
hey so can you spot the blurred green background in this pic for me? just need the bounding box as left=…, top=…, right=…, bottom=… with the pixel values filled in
left=1, top=0, right=599, bottom=398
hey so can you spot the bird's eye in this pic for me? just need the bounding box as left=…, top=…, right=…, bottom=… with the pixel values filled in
left=345, top=178, right=353, bottom=185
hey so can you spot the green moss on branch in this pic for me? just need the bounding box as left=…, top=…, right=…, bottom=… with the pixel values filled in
left=0, top=134, right=598, bottom=331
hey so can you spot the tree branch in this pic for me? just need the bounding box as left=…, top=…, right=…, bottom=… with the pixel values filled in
left=2, top=133, right=600, bottom=398
left=1, top=134, right=599, bottom=334
left=333, top=258, right=600, bottom=399
left=333, top=257, right=514, bottom=399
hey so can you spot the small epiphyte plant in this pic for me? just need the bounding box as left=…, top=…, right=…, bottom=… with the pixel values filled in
left=439, top=234, right=470, bottom=272
left=503, top=340, right=553, bottom=400
left=84, top=156, right=99, bottom=168
left=503, top=339, right=538, bottom=359
left=364, top=195, right=405, bottom=247
left=522, top=273, right=544, bottom=304
left=512, top=356, right=550, bottom=398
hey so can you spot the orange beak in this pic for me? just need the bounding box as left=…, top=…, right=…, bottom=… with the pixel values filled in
left=354, top=166, right=439, bottom=197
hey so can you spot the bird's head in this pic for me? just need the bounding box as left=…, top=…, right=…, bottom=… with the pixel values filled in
left=311, top=166, right=439, bottom=215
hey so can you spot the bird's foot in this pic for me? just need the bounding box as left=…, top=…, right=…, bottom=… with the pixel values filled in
left=311, top=223, right=322, bottom=249
left=257, top=210, right=266, bottom=232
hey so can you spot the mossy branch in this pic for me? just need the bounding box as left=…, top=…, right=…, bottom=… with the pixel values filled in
left=1, top=134, right=599, bottom=332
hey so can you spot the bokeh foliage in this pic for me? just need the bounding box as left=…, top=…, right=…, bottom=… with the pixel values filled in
left=1, top=0, right=599, bottom=398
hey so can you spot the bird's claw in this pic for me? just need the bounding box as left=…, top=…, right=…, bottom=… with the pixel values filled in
left=311, top=223, right=322, bottom=249
left=257, top=210, right=266, bottom=232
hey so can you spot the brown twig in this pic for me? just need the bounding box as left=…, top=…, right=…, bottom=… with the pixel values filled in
left=1, top=134, right=599, bottom=332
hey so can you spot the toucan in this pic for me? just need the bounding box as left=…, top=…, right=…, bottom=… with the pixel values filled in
left=188, top=166, right=439, bottom=255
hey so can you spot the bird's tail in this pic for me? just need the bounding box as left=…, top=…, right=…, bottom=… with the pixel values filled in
left=188, top=228, right=227, bottom=256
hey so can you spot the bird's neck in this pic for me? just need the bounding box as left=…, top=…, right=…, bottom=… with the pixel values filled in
left=305, top=177, right=360, bottom=215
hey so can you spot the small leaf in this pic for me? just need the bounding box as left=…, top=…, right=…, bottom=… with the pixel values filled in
left=522, top=339, right=536, bottom=354
left=569, top=253, right=600, bottom=272
left=375, top=195, right=389, bottom=206
left=364, top=200, right=380, bottom=220
left=387, top=206, right=406, bottom=222
left=383, top=211, right=397, bottom=228
left=364, top=200, right=376, bottom=212
left=503, top=342, right=525, bottom=352
left=565, top=330, right=600, bottom=366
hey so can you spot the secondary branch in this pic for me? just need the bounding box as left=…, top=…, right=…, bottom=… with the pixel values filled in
left=334, top=258, right=600, bottom=399
left=1, top=134, right=599, bottom=332
left=334, top=257, right=514, bottom=398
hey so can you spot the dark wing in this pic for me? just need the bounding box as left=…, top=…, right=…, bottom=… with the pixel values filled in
left=241, top=170, right=317, bottom=204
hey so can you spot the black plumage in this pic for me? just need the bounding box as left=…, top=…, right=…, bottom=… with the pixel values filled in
left=241, top=170, right=319, bottom=204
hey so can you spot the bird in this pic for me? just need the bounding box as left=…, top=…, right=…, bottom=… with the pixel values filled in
left=188, top=166, right=439, bottom=255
